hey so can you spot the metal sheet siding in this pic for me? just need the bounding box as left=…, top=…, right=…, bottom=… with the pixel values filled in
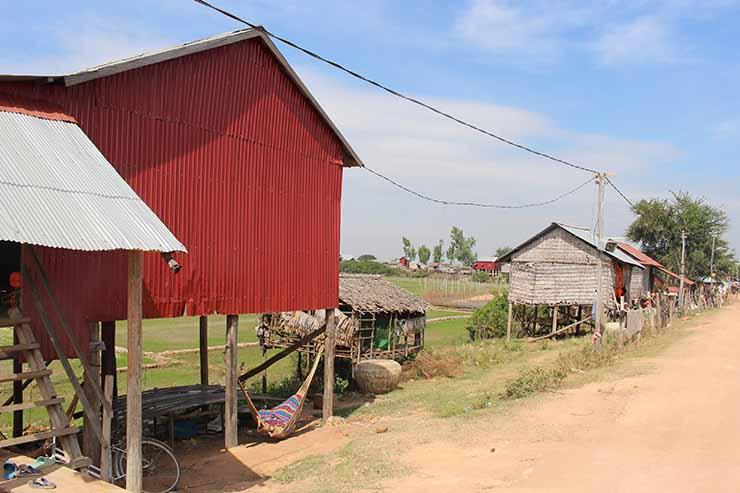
left=2, top=37, right=344, bottom=359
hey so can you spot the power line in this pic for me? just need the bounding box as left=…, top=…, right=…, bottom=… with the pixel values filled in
left=192, top=0, right=599, bottom=175
left=364, top=166, right=594, bottom=209
left=605, top=176, right=635, bottom=209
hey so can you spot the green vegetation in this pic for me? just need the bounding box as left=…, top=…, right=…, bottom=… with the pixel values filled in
left=466, top=290, right=510, bottom=340
left=417, top=244, right=431, bottom=264
left=340, top=259, right=398, bottom=275
left=628, top=191, right=737, bottom=278
left=446, top=226, right=477, bottom=265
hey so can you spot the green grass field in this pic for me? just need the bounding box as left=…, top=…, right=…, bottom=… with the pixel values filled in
left=0, top=312, right=472, bottom=435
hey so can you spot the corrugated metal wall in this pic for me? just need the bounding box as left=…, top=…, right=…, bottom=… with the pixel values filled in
left=3, top=37, right=345, bottom=359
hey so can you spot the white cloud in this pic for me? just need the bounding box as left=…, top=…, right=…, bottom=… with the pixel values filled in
left=710, top=119, right=740, bottom=140
left=592, top=16, right=678, bottom=66
left=453, top=0, right=738, bottom=67
left=296, top=67, right=683, bottom=258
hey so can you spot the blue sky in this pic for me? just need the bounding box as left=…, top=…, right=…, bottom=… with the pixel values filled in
left=2, top=0, right=739, bottom=259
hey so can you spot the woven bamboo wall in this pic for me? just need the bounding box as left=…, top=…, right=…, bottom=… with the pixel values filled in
left=629, top=266, right=644, bottom=298
left=508, top=228, right=615, bottom=305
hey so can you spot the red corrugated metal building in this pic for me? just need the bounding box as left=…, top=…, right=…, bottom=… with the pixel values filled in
left=0, top=29, right=362, bottom=358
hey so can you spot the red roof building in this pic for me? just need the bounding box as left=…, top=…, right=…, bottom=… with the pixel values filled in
left=1, top=29, right=362, bottom=357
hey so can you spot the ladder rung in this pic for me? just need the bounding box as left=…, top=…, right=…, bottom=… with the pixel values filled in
left=0, top=426, right=78, bottom=448
left=0, top=343, right=40, bottom=360
left=0, top=397, right=64, bottom=413
left=0, top=369, right=52, bottom=383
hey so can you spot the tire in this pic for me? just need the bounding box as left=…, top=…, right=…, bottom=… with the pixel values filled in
left=115, top=438, right=181, bottom=493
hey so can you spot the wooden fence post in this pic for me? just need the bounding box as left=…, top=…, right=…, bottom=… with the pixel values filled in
left=84, top=321, right=102, bottom=465
left=506, top=303, right=513, bottom=342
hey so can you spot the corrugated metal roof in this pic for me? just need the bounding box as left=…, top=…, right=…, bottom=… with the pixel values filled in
left=558, top=224, right=644, bottom=268
left=0, top=109, right=186, bottom=252
left=0, top=28, right=363, bottom=168
left=615, top=242, right=663, bottom=267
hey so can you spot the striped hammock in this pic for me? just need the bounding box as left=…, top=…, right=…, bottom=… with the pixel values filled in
left=238, top=351, right=322, bottom=439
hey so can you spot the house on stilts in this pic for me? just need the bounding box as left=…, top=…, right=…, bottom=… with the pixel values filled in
left=497, top=223, right=645, bottom=337
left=1, top=27, right=362, bottom=490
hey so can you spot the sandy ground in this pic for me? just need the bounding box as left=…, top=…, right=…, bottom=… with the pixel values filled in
left=387, top=304, right=740, bottom=492
left=183, top=303, right=738, bottom=492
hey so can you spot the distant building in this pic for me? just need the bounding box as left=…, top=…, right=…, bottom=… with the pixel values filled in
left=472, top=257, right=500, bottom=274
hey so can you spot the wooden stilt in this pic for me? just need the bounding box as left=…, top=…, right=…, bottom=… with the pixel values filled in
left=551, top=306, right=558, bottom=335
left=126, top=251, right=143, bottom=493
left=224, top=314, right=239, bottom=449
left=12, top=329, right=23, bottom=438
left=323, top=309, right=336, bottom=422
left=101, top=321, right=117, bottom=399
left=199, top=316, right=208, bottom=386
left=576, top=306, right=583, bottom=336
left=261, top=346, right=268, bottom=394
left=100, top=374, right=113, bottom=483
left=506, top=303, right=513, bottom=342
left=83, top=321, right=102, bottom=465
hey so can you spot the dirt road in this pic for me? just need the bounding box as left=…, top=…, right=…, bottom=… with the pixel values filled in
left=389, top=304, right=740, bottom=492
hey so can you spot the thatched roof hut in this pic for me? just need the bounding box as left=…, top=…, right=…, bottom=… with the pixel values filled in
left=338, top=274, right=427, bottom=314
left=260, top=274, right=427, bottom=362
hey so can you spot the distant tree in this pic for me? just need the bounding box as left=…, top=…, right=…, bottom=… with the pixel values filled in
left=432, top=240, right=444, bottom=263
left=627, top=192, right=735, bottom=279
left=402, top=237, right=417, bottom=261
left=446, top=226, right=477, bottom=265
left=357, top=254, right=376, bottom=261
left=340, top=259, right=398, bottom=275
left=418, top=245, right=431, bottom=265
left=495, top=246, right=512, bottom=258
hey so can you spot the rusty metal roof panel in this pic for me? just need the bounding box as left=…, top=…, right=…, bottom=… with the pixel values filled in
left=0, top=109, right=186, bottom=252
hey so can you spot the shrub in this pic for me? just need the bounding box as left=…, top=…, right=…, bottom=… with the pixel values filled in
left=470, top=271, right=491, bottom=283
left=340, top=259, right=399, bottom=275
left=467, top=290, right=510, bottom=340
left=501, top=366, right=568, bottom=399
left=402, top=350, right=463, bottom=380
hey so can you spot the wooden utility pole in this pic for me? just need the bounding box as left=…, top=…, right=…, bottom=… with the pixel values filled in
left=224, top=314, right=239, bottom=449
left=199, top=316, right=208, bottom=386
left=323, top=309, right=336, bottom=422
left=126, top=251, right=143, bottom=493
left=594, top=172, right=606, bottom=342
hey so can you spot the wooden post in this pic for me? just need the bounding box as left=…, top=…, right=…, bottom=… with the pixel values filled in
left=199, top=316, right=208, bottom=386
left=12, top=329, right=23, bottom=438
left=100, top=374, right=114, bottom=483
left=261, top=346, right=268, bottom=394
left=84, top=321, right=102, bottom=465
left=576, top=306, right=583, bottom=336
left=101, top=321, right=117, bottom=398
left=224, top=314, right=239, bottom=449
left=551, top=306, right=558, bottom=335
left=323, top=309, right=336, bottom=422
left=126, top=251, right=143, bottom=493
left=506, top=303, right=513, bottom=342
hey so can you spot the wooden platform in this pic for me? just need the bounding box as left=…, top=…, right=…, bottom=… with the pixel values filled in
left=0, top=452, right=123, bottom=492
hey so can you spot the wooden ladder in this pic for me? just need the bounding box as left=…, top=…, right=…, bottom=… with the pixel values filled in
left=0, top=316, right=88, bottom=468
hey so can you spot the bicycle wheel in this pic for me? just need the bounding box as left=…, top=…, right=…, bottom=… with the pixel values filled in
left=115, top=438, right=181, bottom=493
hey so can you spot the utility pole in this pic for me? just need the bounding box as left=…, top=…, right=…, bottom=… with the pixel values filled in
left=594, top=172, right=607, bottom=342
left=679, top=230, right=687, bottom=308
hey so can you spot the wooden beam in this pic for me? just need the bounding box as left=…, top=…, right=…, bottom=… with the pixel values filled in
left=100, top=321, right=117, bottom=399
left=0, top=343, right=40, bottom=360
left=26, top=277, right=103, bottom=443
left=84, top=321, right=102, bottom=466
left=506, top=303, right=513, bottom=342
left=0, top=397, right=64, bottom=413
left=126, top=251, right=143, bottom=493
left=2, top=361, right=51, bottom=407
left=323, top=309, right=336, bottom=422
left=28, top=248, right=111, bottom=415
left=239, top=324, right=327, bottom=382
left=0, top=426, right=78, bottom=448
left=0, top=369, right=52, bottom=383
left=529, top=316, right=593, bottom=343
left=199, top=316, right=208, bottom=386
left=551, top=306, right=558, bottom=335
left=224, top=314, right=239, bottom=449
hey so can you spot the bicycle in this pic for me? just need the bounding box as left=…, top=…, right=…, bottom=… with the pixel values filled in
left=76, top=437, right=181, bottom=493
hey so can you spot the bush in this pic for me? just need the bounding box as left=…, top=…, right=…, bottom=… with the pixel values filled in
left=340, top=259, right=399, bottom=275
left=470, top=271, right=491, bottom=283
left=467, top=290, right=510, bottom=340
left=501, top=366, right=567, bottom=399
left=402, top=350, right=464, bottom=380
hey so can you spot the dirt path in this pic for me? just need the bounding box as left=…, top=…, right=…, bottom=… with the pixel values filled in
left=387, top=304, right=740, bottom=492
